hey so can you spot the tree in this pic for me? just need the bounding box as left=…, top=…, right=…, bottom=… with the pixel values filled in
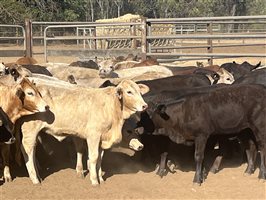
left=114, top=0, right=124, bottom=17
left=0, top=0, right=29, bottom=24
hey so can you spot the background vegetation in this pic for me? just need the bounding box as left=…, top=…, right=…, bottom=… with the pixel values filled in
left=0, top=0, right=265, bottom=24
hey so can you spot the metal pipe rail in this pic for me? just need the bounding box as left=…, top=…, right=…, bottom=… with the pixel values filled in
left=45, top=35, right=140, bottom=40
left=147, top=34, right=266, bottom=39
left=43, top=22, right=142, bottom=62
left=147, top=15, right=266, bottom=23
left=0, top=24, right=26, bottom=57
left=152, top=43, right=266, bottom=50
left=148, top=52, right=266, bottom=57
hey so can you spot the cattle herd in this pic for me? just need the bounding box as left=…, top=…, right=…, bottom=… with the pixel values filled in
left=0, top=55, right=265, bottom=188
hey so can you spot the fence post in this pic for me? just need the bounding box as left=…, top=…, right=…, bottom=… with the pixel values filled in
left=207, top=22, right=213, bottom=65
left=93, top=26, right=97, bottom=50
left=140, top=17, right=147, bottom=61
left=25, top=18, right=33, bottom=57
left=130, top=19, right=137, bottom=49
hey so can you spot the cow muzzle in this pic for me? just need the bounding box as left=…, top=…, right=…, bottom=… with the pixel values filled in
left=38, top=103, right=49, bottom=112
left=129, top=138, right=144, bottom=151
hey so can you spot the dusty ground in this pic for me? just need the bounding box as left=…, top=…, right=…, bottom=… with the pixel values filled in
left=1, top=144, right=266, bottom=200
left=0, top=44, right=266, bottom=199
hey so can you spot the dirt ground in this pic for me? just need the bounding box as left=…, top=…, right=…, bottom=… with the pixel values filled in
left=0, top=44, right=266, bottom=200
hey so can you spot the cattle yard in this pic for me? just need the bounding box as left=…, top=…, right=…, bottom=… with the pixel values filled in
left=1, top=15, right=266, bottom=64
left=0, top=15, right=266, bottom=200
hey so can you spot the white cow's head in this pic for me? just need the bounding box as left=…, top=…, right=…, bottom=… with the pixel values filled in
left=115, top=79, right=149, bottom=119
left=98, top=58, right=117, bottom=78
left=216, top=68, right=234, bottom=84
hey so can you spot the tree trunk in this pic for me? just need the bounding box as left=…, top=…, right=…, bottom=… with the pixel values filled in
left=90, top=0, right=94, bottom=22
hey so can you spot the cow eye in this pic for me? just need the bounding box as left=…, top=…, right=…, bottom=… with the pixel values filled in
left=127, top=91, right=132, bottom=95
left=27, top=92, right=34, bottom=96
left=110, top=66, right=114, bottom=69
left=226, top=78, right=231, bottom=81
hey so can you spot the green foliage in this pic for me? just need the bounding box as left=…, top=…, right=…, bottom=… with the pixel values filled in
left=0, top=0, right=264, bottom=24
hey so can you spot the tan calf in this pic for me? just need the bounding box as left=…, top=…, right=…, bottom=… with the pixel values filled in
left=0, top=77, right=48, bottom=182
left=19, top=78, right=148, bottom=186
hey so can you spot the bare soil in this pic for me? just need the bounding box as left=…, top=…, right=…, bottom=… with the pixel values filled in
left=0, top=44, right=266, bottom=200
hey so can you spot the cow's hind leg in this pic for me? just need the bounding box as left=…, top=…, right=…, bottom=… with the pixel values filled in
left=97, top=148, right=104, bottom=183
left=193, top=136, right=207, bottom=185
left=1, top=145, right=12, bottom=182
left=244, top=139, right=257, bottom=175
left=156, top=152, right=168, bottom=177
left=258, top=146, right=266, bottom=180
left=86, top=136, right=101, bottom=186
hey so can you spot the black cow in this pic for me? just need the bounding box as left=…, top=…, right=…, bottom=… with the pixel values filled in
left=233, top=68, right=266, bottom=87
left=149, top=84, right=266, bottom=185
left=0, top=108, right=15, bottom=144
left=99, top=74, right=212, bottom=93
left=69, top=60, right=99, bottom=70
left=221, top=61, right=261, bottom=80
left=138, top=74, right=211, bottom=95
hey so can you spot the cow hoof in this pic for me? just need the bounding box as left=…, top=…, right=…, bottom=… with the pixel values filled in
left=4, top=176, right=12, bottom=182
left=32, top=179, right=41, bottom=185
left=193, top=182, right=201, bottom=187
left=156, top=169, right=167, bottom=178
left=258, top=178, right=265, bottom=183
left=258, top=172, right=266, bottom=180
left=244, top=168, right=254, bottom=175
left=99, top=177, right=105, bottom=183
left=77, top=172, right=85, bottom=179
left=91, top=183, right=100, bottom=187
left=210, top=168, right=218, bottom=174
left=244, top=172, right=252, bottom=177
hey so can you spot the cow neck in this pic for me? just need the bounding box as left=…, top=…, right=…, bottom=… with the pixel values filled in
left=100, top=90, right=124, bottom=149
left=0, top=85, right=20, bottom=124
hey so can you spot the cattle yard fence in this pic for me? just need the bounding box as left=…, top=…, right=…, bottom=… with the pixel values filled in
left=0, top=15, right=266, bottom=64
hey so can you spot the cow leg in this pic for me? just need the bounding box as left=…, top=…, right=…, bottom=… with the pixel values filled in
left=1, top=145, right=12, bottom=182
left=97, top=148, right=104, bottom=183
left=209, top=155, right=223, bottom=174
left=21, top=134, right=40, bottom=184
left=193, top=136, right=207, bottom=185
left=209, top=138, right=226, bottom=174
left=86, top=137, right=101, bottom=186
left=72, top=137, right=85, bottom=178
left=245, top=139, right=257, bottom=175
left=156, top=152, right=168, bottom=177
left=258, top=146, right=266, bottom=180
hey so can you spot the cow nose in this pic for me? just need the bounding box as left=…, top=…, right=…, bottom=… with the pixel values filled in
left=142, top=104, right=148, bottom=111
left=100, top=69, right=106, bottom=73
left=45, top=105, right=50, bottom=111
left=138, top=144, right=144, bottom=151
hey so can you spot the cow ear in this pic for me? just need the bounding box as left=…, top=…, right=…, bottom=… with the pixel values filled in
left=10, top=68, right=20, bottom=81
left=116, top=87, right=123, bottom=99
left=156, top=104, right=170, bottom=120
left=213, top=73, right=220, bottom=80
left=16, top=87, right=25, bottom=103
left=138, top=84, right=149, bottom=95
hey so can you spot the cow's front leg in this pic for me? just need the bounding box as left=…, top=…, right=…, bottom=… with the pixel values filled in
left=87, top=137, right=101, bottom=186
left=73, top=137, right=85, bottom=178
left=1, top=145, right=12, bottom=182
left=21, top=134, right=40, bottom=184
left=193, top=136, right=207, bottom=185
